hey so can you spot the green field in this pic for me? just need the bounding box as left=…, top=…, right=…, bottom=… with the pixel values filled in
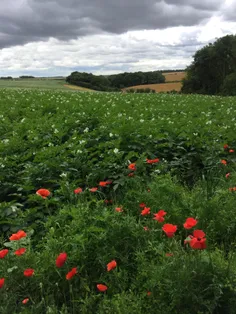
left=0, top=78, right=94, bottom=91
left=1, top=89, right=236, bottom=313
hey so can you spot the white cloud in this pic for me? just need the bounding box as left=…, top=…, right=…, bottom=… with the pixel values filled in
left=0, top=15, right=236, bottom=76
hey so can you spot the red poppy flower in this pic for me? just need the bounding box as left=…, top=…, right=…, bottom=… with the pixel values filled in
left=97, top=284, right=108, bottom=292
left=143, top=226, right=149, bottom=231
left=36, top=188, right=50, bottom=199
left=107, top=260, right=117, bottom=271
left=221, top=159, right=227, bottom=165
left=0, top=249, right=9, bottom=259
left=146, top=158, right=160, bottom=164
left=165, top=253, right=173, bottom=257
left=183, top=217, right=198, bottom=229
left=226, top=172, right=230, bottom=178
left=141, top=207, right=151, bottom=216
left=229, top=187, right=236, bottom=192
left=139, top=203, right=146, bottom=208
left=14, top=248, right=26, bottom=256
left=66, top=267, right=78, bottom=280
left=189, top=230, right=206, bottom=250
left=153, top=210, right=167, bottom=223
left=224, top=144, right=229, bottom=150
left=128, top=163, right=136, bottom=171
left=128, top=172, right=135, bottom=177
left=89, top=187, right=98, bottom=192
left=147, top=291, right=152, bottom=296
left=22, top=298, right=29, bottom=304
left=229, top=149, right=235, bottom=153
left=74, top=187, right=82, bottom=194
left=56, top=252, right=67, bottom=268
left=0, top=278, right=5, bottom=289
left=9, top=230, right=27, bottom=241
left=24, top=269, right=34, bottom=277
left=99, top=181, right=112, bottom=187
left=115, top=207, right=123, bottom=212
left=162, top=224, right=177, bottom=237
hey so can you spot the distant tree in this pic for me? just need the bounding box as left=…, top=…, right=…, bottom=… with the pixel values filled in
left=109, top=71, right=165, bottom=88
left=0, top=76, right=13, bottom=80
left=66, top=70, right=165, bottom=91
left=182, top=35, right=236, bottom=95
left=19, top=76, right=35, bottom=79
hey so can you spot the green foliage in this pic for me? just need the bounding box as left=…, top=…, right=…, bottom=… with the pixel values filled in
left=221, top=72, right=236, bottom=96
left=182, top=35, right=236, bottom=95
left=1, top=176, right=236, bottom=313
left=109, top=71, right=165, bottom=88
left=0, top=90, right=236, bottom=313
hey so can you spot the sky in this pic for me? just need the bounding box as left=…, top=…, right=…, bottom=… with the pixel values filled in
left=0, top=0, right=236, bottom=77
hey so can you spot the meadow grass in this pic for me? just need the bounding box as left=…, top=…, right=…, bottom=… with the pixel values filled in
left=0, top=78, right=94, bottom=92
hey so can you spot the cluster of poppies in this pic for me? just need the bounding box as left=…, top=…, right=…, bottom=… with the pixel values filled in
left=221, top=144, right=235, bottom=190
left=36, top=158, right=160, bottom=200
left=0, top=230, right=118, bottom=304
left=55, top=254, right=117, bottom=292
left=221, top=144, right=235, bottom=166
left=139, top=202, right=206, bottom=250
left=0, top=230, right=29, bottom=303
left=0, top=152, right=219, bottom=303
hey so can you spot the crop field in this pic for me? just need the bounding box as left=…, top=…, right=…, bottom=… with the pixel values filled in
left=124, top=72, right=185, bottom=92
left=1, top=89, right=236, bottom=313
left=124, top=82, right=182, bottom=92
left=163, top=71, right=186, bottom=82
left=0, top=78, right=95, bottom=92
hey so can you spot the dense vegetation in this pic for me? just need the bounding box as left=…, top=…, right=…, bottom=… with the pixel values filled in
left=182, top=35, right=236, bottom=95
left=19, top=76, right=35, bottom=79
left=66, top=70, right=165, bottom=91
left=0, top=76, right=13, bottom=80
left=1, top=89, right=236, bottom=313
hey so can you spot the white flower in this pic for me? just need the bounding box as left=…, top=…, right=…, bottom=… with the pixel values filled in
left=140, top=119, right=144, bottom=123
left=60, top=173, right=67, bottom=178
left=114, top=148, right=119, bottom=154
left=109, top=133, right=113, bottom=137
left=84, top=127, right=89, bottom=133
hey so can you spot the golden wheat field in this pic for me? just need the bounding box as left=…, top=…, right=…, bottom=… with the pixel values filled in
left=163, top=71, right=186, bottom=82
left=124, top=82, right=182, bottom=92
left=123, top=71, right=185, bottom=92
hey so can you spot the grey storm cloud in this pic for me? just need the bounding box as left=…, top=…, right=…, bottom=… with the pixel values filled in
left=0, top=0, right=225, bottom=49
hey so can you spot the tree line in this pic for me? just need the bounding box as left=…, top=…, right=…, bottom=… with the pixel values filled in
left=66, top=71, right=165, bottom=91
left=0, top=76, right=35, bottom=80
left=182, top=34, right=236, bottom=96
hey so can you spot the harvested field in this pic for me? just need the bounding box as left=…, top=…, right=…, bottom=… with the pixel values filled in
left=124, top=82, right=182, bottom=92
left=163, top=71, right=186, bottom=82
